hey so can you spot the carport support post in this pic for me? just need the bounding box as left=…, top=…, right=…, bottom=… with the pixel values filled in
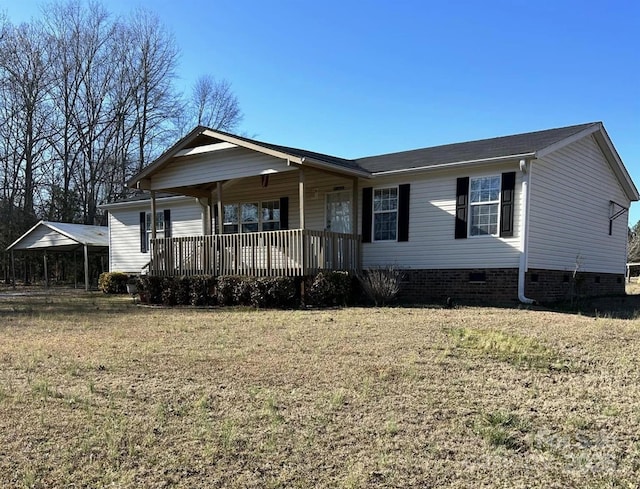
left=84, top=244, right=89, bottom=292
left=11, top=249, right=15, bottom=289
left=43, top=251, right=48, bottom=288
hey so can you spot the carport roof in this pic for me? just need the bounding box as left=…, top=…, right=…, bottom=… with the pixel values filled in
left=6, top=221, right=109, bottom=251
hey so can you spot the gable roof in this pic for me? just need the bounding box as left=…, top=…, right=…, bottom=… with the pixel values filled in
left=7, top=221, right=109, bottom=251
left=127, top=126, right=369, bottom=189
left=126, top=121, right=638, bottom=202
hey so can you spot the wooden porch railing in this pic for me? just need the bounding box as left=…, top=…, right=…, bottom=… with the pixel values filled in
left=149, top=229, right=360, bottom=277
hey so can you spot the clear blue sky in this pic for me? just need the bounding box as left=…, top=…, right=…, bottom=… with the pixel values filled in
left=5, top=0, right=640, bottom=223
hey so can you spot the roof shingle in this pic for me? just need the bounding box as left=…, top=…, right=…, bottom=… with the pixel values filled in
left=354, top=122, right=599, bottom=173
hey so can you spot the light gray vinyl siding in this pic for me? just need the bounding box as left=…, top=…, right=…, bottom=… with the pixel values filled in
left=527, top=135, right=629, bottom=274
left=361, top=163, right=522, bottom=269
left=108, top=198, right=202, bottom=273
left=150, top=147, right=295, bottom=190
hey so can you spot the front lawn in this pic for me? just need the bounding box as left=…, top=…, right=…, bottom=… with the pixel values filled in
left=0, top=290, right=639, bottom=487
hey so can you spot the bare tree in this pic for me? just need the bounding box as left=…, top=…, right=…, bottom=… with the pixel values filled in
left=0, top=0, right=244, bottom=231
left=0, top=20, right=51, bottom=217
left=191, top=75, right=243, bottom=131
left=628, top=221, right=640, bottom=263
left=126, top=7, right=181, bottom=174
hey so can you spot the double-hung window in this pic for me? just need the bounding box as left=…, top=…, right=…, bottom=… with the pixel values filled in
left=146, top=211, right=164, bottom=250
left=261, top=200, right=280, bottom=231
left=223, top=204, right=239, bottom=234
left=469, top=176, right=500, bottom=236
left=373, top=187, right=398, bottom=241
left=241, top=202, right=259, bottom=233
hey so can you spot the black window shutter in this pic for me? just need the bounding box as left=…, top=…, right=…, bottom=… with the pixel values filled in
left=139, top=211, right=147, bottom=253
left=397, top=184, right=410, bottom=242
left=362, top=187, right=373, bottom=243
left=455, top=177, right=469, bottom=239
left=279, top=197, right=289, bottom=230
left=500, top=172, right=516, bottom=237
left=164, top=209, right=171, bottom=238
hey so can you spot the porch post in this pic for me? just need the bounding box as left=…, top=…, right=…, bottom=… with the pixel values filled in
left=299, top=167, right=306, bottom=276
left=150, top=191, right=157, bottom=240
left=204, top=195, right=212, bottom=235
left=217, top=181, right=224, bottom=235
left=351, top=177, right=359, bottom=238
left=298, top=167, right=305, bottom=229
left=352, top=176, right=360, bottom=271
left=84, top=244, right=89, bottom=292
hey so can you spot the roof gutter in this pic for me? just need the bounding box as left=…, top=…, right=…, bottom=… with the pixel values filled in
left=518, top=159, right=536, bottom=305
left=371, top=152, right=536, bottom=177
left=99, top=195, right=192, bottom=210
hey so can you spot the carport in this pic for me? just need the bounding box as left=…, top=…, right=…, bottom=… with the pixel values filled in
left=6, top=221, right=109, bottom=291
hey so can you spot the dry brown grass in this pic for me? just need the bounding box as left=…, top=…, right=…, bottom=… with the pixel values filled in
left=1, top=288, right=640, bottom=488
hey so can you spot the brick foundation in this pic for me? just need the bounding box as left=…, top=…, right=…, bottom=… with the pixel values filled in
left=398, top=268, right=625, bottom=304
left=524, top=268, right=625, bottom=303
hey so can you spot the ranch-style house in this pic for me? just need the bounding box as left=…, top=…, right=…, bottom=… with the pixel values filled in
left=100, top=122, right=638, bottom=303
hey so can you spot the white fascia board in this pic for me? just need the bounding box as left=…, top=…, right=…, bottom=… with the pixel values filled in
left=175, top=142, right=237, bottom=157
left=371, top=152, right=535, bottom=177
left=201, top=129, right=304, bottom=164
left=535, top=123, right=601, bottom=159
left=6, top=220, right=45, bottom=251
left=127, top=125, right=207, bottom=187
left=593, top=127, right=640, bottom=201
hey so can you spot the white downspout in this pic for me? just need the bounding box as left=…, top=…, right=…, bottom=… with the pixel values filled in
left=518, top=158, right=536, bottom=304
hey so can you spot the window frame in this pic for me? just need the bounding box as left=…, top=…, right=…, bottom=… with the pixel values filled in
left=261, top=200, right=281, bottom=232
left=221, top=199, right=281, bottom=234
left=468, top=175, right=501, bottom=238
left=372, top=186, right=399, bottom=242
left=145, top=210, right=165, bottom=251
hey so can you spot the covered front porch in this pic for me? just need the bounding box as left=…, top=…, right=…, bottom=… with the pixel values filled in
left=132, top=127, right=369, bottom=278
left=149, top=229, right=359, bottom=277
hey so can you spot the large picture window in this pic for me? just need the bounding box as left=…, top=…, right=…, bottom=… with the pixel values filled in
left=373, top=187, right=398, bottom=241
left=223, top=200, right=280, bottom=233
left=469, top=176, right=500, bottom=236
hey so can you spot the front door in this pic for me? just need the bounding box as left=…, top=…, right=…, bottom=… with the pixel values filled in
left=325, top=191, right=351, bottom=233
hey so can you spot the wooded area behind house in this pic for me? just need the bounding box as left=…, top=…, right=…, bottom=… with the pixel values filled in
left=0, top=0, right=242, bottom=283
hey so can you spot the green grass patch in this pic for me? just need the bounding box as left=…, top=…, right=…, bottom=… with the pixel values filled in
left=451, top=327, right=568, bottom=370
left=474, top=410, right=530, bottom=452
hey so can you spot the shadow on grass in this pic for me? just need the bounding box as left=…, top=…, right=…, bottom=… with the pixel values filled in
left=3, top=286, right=640, bottom=320
left=388, top=294, right=640, bottom=320
left=537, top=294, right=640, bottom=320
left=0, top=287, right=135, bottom=318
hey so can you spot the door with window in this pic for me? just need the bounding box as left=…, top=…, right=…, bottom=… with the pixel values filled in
left=325, top=191, right=351, bottom=234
